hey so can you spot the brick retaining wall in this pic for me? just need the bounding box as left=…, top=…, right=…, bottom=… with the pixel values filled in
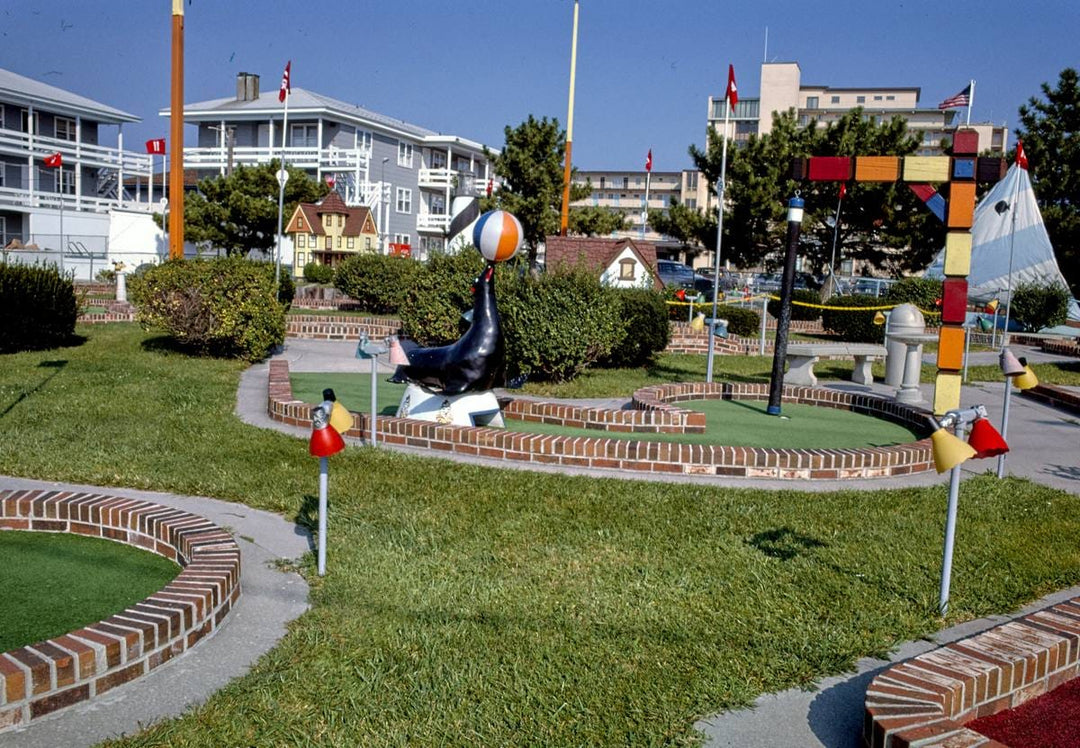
left=268, top=360, right=934, bottom=479
left=863, top=594, right=1080, bottom=747
left=0, top=490, right=241, bottom=732
left=285, top=315, right=401, bottom=340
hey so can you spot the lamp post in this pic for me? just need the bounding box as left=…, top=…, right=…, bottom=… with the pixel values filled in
left=381, top=156, right=390, bottom=253
left=766, top=195, right=804, bottom=416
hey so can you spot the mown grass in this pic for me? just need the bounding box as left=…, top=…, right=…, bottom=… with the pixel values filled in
left=0, top=531, right=179, bottom=652
left=2, top=324, right=1079, bottom=746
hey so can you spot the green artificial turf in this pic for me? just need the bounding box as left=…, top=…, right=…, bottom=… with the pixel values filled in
left=2, top=324, right=1079, bottom=746
left=0, top=531, right=179, bottom=652
left=290, top=372, right=406, bottom=416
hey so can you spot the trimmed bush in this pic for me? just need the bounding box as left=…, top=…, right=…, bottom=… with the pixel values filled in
left=767, top=288, right=822, bottom=321
left=398, top=252, right=487, bottom=345
left=1010, top=281, right=1071, bottom=331
left=710, top=304, right=760, bottom=338
left=131, top=258, right=285, bottom=361
left=821, top=294, right=885, bottom=343
left=0, top=263, right=78, bottom=352
left=303, top=262, right=334, bottom=285
left=600, top=288, right=671, bottom=368
left=499, top=266, right=624, bottom=383
left=884, top=277, right=942, bottom=314
left=334, top=253, right=421, bottom=314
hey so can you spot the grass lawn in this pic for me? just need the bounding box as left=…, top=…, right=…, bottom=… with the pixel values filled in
left=290, top=374, right=923, bottom=448
left=0, top=531, right=179, bottom=652
left=3, top=324, right=1080, bottom=746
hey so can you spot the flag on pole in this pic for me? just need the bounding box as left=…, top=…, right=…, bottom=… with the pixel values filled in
left=44, top=152, right=62, bottom=168
left=279, top=60, right=291, bottom=103
left=938, top=83, right=972, bottom=110
left=325, top=174, right=336, bottom=189
left=645, top=149, right=652, bottom=172
left=839, top=183, right=847, bottom=199
left=725, top=65, right=738, bottom=111
left=145, top=138, right=166, bottom=155
left=1015, top=139, right=1028, bottom=170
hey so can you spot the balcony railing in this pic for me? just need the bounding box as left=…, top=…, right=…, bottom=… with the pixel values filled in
left=416, top=214, right=450, bottom=232
left=184, top=145, right=371, bottom=172
left=0, top=185, right=154, bottom=214
left=418, top=169, right=493, bottom=196
left=0, top=128, right=152, bottom=176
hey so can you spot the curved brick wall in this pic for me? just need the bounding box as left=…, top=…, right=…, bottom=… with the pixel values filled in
left=863, top=595, right=1080, bottom=748
left=0, top=490, right=241, bottom=732
left=268, top=360, right=934, bottom=479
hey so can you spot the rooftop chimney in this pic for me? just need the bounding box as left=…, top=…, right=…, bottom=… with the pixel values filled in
left=236, top=72, right=260, bottom=102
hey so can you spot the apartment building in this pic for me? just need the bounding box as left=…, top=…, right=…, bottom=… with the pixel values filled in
left=0, top=68, right=155, bottom=276
left=173, top=73, right=499, bottom=265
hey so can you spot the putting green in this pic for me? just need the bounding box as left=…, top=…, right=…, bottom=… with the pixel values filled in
left=0, top=531, right=180, bottom=653
left=290, top=374, right=923, bottom=449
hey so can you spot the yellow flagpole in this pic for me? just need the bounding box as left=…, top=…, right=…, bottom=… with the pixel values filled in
left=169, top=0, right=185, bottom=260
left=559, top=0, right=579, bottom=236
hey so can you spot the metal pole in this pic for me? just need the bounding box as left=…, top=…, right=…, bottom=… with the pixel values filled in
left=939, top=420, right=966, bottom=616
left=705, top=95, right=733, bottom=383
left=168, top=0, right=185, bottom=260
left=996, top=374, right=1013, bottom=479
left=370, top=354, right=379, bottom=448
left=766, top=196, right=804, bottom=415
left=962, top=323, right=971, bottom=383
left=275, top=86, right=291, bottom=301
left=317, top=456, right=328, bottom=576
left=559, top=0, right=579, bottom=236
left=759, top=294, right=767, bottom=356
left=996, top=176, right=1021, bottom=478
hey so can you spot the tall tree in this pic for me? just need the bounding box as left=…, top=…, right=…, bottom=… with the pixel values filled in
left=689, top=108, right=947, bottom=273
left=567, top=205, right=628, bottom=237
left=162, top=161, right=327, bottom=257
left=483, top=116, right=590, bottom=267
left=1015, top=68, right=1080, bottom=295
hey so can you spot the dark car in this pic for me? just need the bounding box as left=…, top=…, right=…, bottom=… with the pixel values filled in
left=656, top=260, right=696, bottom=290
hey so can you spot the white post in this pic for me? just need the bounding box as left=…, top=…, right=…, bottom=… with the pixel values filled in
left=706, top=98, right=733, bottom=382
left=370, top=353, right=379, bottom=447
left=641, top=169, right=651, bottom=240
left=966, top=80, right=975, bottom=127
left=962, top=323, right=971, bottom=383
left=317, top=456, right=328, bottom=576
left=996, top=175, right=1021, bottom=478
left=759, top=294, right=768, bottom=356
left=275, top=90, right=291, bottom=297
left=939, top=420, right=964, bottom=616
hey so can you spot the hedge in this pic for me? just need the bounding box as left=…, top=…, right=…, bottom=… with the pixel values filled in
left=821, top=294, right=885, bottom=343
left=599, top=288, right=671, bottom=368
left=334, top=253, right=421, bottom=314
left=0, top=263, right=78, bottom=352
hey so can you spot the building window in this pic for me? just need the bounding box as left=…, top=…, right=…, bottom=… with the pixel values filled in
left=291, top=124, right=318, bottom=147
left=830, top=95, right=840, bottom=104
left=56, top=167, right=75, bottom=195
left=430, top=194, right=446, bottom=214
left=622, top=177, right=629, bottom=189
left=806, top=96, right=819, bottom=109
left=336, top=236, right=342, bottom=248
left=347, top=237, right=355, bottom=249
left=310, top=234, right=317, bottom=246
left=397, top=141, right=413, bottom=167
left=686, top=171, right=698, bottom=190
left=686, top=198, right=696, bottom=210
left=297, top=252, right=306, bottom=267
left=874, top=95, right=883, bottom=101
left=356, top=130, right=373, bottom=152
left=619, top=259, right=635, bottom=281
left=0, top=105, right=5, bottom=130
left=393, top=233, right=410, bottom=246
left=430, top=150, right=447, bottom=169
left=856, top=95, right=866, bottom=104
left=396, top=187, right=412, bottom=213
left=20, top=109, right=38, bottom=134
left=365, top=237, right=372, bottom=250
left=798, top=114, right=810, bottom=127
left=297, top=217, right=304, bottom=229
left=54, top=117, right=76, bottom=141
left=325, top=237, right=332, bottom=249
left=886, top=95, right=895, bottom=101
left=297, top=234, right=306, bottom=248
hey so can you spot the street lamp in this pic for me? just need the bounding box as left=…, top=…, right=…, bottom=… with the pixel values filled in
left=381, top=157, right=390, bottom=253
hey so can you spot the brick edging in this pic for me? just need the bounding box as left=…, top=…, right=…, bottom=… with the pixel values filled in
left=267, top=360, right=934, bottom=479
left=1020, top=384, right=1080, bottom=416
left=0, top=490, right=241, bottom=732
left=863, top=595, right=1080, bottom=748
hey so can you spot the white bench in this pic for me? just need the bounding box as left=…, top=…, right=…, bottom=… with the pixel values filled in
left=784, top=343, right=887, bottom=386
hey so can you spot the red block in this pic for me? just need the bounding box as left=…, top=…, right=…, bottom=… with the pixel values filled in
left=941, top=278, right=968, bottom=324
left=952, top=129, right=979, bottom=155
left=807, top=157, right=852, bottom=181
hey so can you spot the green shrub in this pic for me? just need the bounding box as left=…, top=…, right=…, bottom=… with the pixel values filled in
left=95, top=268, right=117, bottom=283
left=398, top=252, right=486, bottom=345
left=500, top=266, right=624, bottom=382
left=334, top=253, right=422, bottom=314
left=884, top=277, right=942, bottom=313
left=276, top=265, right=295, bottom=308
left=714, top=303, right=760, bottom=337
left=0, top=263, right=78, bottom=352
left=303, top=261, right=334, bottom=285
left=821, top=294, right=885, bottom=342
left=1010, top=281, right=1071, bottom=331
left=132, top=257, right=285, bottom=361
left=600, top=288, right=671, bottom=368
left=767, top=288, right=822, bottom=321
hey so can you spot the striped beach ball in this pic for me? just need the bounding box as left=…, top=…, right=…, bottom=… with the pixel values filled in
left=473, top=210, right=523, bottom=263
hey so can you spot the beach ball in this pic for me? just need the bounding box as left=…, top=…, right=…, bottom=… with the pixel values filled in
left=473, top=210, right=523, bottom=263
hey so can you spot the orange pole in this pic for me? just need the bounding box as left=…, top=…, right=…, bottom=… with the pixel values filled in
left=169, top=0, right=185, bottom=260
left=559, top=0, right=579, bottom=236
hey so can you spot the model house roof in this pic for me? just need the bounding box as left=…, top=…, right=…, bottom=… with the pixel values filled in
left=0, top=67, right=139, bottom=124
left=287, top=192, right=376, bottom=237
left=544, top=236, right=662, bottom=289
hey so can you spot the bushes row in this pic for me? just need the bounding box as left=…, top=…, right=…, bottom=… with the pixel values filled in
left=129, top=258, right=286, bottom=361
left=1011, top=281, right=1071, bottom=331
left=767, top=289, right=822, bottom=322
left=333, top=253, right=421, bottom=314
left=821, top=295, right=885, bottom=343
left=0, top=263, right=78, bottom=352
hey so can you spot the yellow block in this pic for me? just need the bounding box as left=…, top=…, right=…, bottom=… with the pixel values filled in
left=903, top=156, right=951, bottom=182
left=934, top=371, right=963, bottom=415
left=937, top=326, right=966, bottom=370
left=948, top=182, right=977, bottom=228
left=943, top=233, right=973, bottom=276
left=855, top=156, right=900, bottom=182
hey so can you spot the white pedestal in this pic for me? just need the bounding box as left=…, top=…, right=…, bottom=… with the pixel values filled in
left=116, top=272, right=127, bottom=303
left=396, top=383, right=505, bottom=428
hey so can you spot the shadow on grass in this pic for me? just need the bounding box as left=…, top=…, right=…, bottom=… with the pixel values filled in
left=296, top=494, right=320, bottom=551
left=0, top=359, right=68, bottom=419
left=747, top=527, right=828, bottom=561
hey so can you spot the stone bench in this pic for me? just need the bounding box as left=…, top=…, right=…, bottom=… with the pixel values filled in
left=785, top=343, right=887, bottom=387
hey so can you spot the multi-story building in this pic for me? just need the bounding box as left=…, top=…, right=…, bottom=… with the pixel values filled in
left=0, top=68, right=155, bottom=276
left=173, top=73, right=498, bottom=265
left=707, top=62, right=1008, bottom=159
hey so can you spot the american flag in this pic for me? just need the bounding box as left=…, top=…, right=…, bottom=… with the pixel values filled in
left=938, top=84, right=971, bottom=110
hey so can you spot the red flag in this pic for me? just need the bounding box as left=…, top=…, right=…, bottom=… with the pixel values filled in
left=279, top=60, right=291, bottom=103
left=1015, top=139, right=1028, bottom=170
left=839, top=183, right=847, bottom=199
left=725, top=64, right=738, bottom=111
left=43, top=152, right=62, bottom=168
left=486, top=178, right=493, bottom=197
left=645, top=149, right=653, bottom=172
left=325, top=174, right=336, bottom=189
left=145, top=138, right=166, bottom=155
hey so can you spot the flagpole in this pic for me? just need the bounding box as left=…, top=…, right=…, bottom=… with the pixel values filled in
left=275, top=78, right=290, bottom=300
left=559, top=0, right=580, bottom=237
left=641, top=168, right=651, bottom=239
left=168, top=0, right=185, bottom=260
left=966, top=80, right=975, bottom=126
left=705, top=97, right=732, bottom=383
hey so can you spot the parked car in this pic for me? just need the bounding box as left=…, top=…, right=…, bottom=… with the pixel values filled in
left=656, top=260, right=697, bottom=290
left=851, top=277, right=897, bottom=297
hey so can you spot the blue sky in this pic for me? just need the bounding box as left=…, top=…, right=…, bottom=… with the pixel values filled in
left=2, top=1, right=1076, bottom=171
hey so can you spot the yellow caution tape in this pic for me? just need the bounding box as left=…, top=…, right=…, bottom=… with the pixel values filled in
left=666, top=295, right=941, bottom=316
